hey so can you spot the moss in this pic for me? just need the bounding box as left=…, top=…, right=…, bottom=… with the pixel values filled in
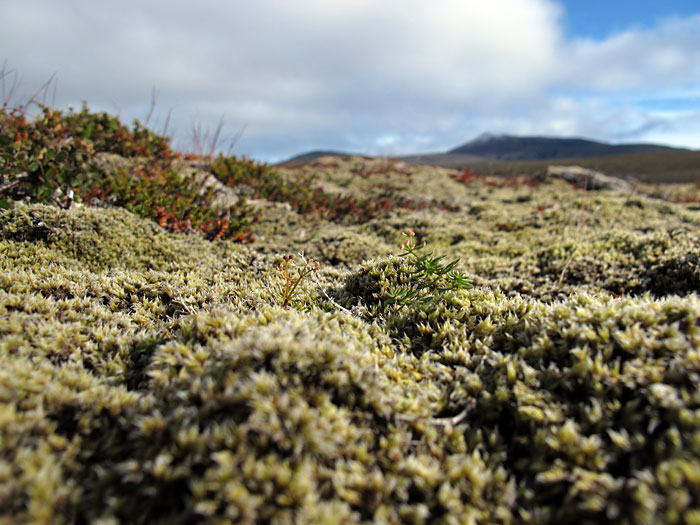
left=339, top=264, right=700, bottom=521
left=1, top=203, right=200, bottom=272
left=3, top=157, right=700, bottom=523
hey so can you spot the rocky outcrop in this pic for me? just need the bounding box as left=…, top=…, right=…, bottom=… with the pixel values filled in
left=547, top=165, right=634, bottom=192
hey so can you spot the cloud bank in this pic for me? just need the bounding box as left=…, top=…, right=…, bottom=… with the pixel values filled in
left=2, top=0, right=699, bottom=160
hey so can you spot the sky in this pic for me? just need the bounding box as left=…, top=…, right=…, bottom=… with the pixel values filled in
left=2, top=0, right=699, bottom=162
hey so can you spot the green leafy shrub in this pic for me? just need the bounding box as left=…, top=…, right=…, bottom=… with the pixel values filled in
left=84, top=159, right=256, bottom=242
left=0, top=105, right=94, bottom=209
left=0, top=104, right=257, bottom=242
left=60, top=103, right=172, bottom=159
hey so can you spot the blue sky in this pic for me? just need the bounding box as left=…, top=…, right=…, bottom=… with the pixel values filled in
left=1, top=0, right=699, bottom=162
left=561, top=0, right=700, bottom=38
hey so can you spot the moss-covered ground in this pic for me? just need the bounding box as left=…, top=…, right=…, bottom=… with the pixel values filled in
left=2, top=114, right=700, bottom=523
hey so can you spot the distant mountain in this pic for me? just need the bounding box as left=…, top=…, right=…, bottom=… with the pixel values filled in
left=448, top=133, right=682, bottom=161
left=279, top=134, right=692, bottom=168
left=278, top=150, right=359, bottom=166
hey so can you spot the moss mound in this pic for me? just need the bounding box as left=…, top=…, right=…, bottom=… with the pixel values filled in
left=3, top=154, right=700, bottom=523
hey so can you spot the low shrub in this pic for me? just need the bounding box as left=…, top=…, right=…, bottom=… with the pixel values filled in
left=0, top=104, right=257, bottom=241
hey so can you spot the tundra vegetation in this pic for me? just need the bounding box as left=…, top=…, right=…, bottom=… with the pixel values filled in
left=1, top=103, right=700, bottom=524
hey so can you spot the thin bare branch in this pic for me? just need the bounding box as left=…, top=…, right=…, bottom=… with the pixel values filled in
left=51, top=75, right=57, bottom=108
left=207, top=117, right=225, bottom=158
left=227, top=123, right=247, bottom=156
left=556, top=249, right=578, bottom=289
left=191, top=121, right=203, bottom=157
left=1, top=62, right=20, bottom=108
left=145, top=86, right=158, bottom=127
left=395, top=401, right=476, bottom=428
left=311, top=274, right=354, bottom=316
left=16, top=72, right=57, bottom=114
left=0, top=175, right=29, bottom=194
left=161, top=107, right=173, bottom=136
left=191, top=116, right=229, bottom=159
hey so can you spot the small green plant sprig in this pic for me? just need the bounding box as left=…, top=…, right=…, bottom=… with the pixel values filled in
left=386, top=231, right=472, bottom=309
left=276, top=254, right=321, bottom=309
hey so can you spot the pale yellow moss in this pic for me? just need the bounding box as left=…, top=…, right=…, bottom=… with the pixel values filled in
left=2, top=157, right=700, bottom=523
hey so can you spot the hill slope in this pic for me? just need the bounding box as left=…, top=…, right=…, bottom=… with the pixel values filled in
left=448, top=133, right=681, bottom=160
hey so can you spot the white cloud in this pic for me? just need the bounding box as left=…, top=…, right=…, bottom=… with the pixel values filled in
left=559, top=15, right=700, bottom=91
left=1, top=1, right=699, bottom=159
